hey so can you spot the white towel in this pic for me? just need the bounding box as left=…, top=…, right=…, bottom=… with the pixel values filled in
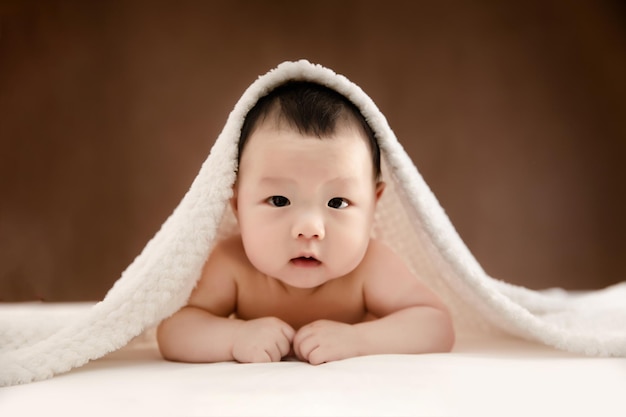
left=1, top=60, right=624, bottom=386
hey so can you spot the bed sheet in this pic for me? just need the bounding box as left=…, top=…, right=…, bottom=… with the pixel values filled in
left=1, top=303, right=624, bottom=417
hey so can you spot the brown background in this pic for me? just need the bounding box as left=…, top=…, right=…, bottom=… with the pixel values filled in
left=1, top=0, right=625, bottom=301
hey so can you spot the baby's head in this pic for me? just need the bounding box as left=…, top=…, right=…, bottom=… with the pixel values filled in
left=238, top=81, right=381, bottom=182
left=233, top=81, right=385, bottom=290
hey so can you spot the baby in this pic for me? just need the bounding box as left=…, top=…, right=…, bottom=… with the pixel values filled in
left=157, top=81, right=454, bottom=365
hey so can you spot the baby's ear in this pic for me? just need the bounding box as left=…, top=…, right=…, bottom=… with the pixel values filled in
left=375, top=181, right=386, bottom=202
left=230, top=184, right=239, bottom=217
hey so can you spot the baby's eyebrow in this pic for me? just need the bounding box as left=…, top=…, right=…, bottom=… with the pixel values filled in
left=258, top=176, right=361, bottom=187
left=327, top=176, right=360, bottom=186
left=259, top=177, right=295, bottom=185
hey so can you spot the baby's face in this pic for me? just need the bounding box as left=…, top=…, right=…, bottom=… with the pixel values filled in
left=233, top=118, right=384, bottom=290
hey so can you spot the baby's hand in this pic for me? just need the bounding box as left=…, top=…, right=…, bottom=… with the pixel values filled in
left=293, top=320, right=362, bottom=365
left=231, top=317, right=295, bottom=363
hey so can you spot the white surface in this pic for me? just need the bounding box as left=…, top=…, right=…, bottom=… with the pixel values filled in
left=2, top=330, right=624, bottom=417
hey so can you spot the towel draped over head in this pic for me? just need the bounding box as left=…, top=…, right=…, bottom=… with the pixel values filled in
left=1, top=60, right=625, bottom=387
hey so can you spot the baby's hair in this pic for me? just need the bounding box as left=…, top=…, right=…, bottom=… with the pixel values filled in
left=238, top=81, right=381, bottom=181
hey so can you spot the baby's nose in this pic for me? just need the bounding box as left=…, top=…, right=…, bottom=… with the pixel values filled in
left=292, top=213, right=325, bottom=240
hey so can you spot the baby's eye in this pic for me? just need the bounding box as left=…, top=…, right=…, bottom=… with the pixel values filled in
left=328, top=197, right=349, bottom=209
left=267, top=195, right=290, bottom=207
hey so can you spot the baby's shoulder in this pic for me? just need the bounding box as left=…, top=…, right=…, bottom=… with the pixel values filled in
left=208, top=234, right=249, bottom=266
left=357, top=238, right=405, bottom=276
left=197, top=234, right=254, bottom=289
left=363, top=238, right=399, bottom=262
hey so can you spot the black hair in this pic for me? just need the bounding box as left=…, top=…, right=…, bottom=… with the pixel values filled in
left=238, top=81, right=381, bottom=181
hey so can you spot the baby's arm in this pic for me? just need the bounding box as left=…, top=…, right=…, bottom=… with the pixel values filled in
left=157, top=241, right=294, bottom=363
left=293, top=240, right=454, bottom=364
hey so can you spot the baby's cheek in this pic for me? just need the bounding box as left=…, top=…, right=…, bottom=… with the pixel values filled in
left=332, top=235, right=369, bottom=274
left=244, top=244, right=275, bottom=275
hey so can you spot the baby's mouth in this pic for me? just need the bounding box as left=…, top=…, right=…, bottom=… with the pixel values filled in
left=290, top=256, right=322, bottom=267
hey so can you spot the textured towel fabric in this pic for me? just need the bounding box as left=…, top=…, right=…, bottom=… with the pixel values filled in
left=1, top=60, right=625, bottom=386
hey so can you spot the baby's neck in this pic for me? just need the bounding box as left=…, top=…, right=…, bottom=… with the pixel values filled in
left=271, top=276, right=326, bottom=297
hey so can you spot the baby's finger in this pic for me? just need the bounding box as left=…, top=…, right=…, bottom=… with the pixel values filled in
left=292, top=327, right=309, bottom=360
left=306, top=346, right=328, bottom=365
left=292, top=338, right=304, bottom=362
left=294, top=332, right=318, bottom=363
left=292, top=323, right=311, bottom=346
left=276, top=333, right=292, bottom=358
left=280, top=322, right=296, bottom=342
left=265, top=345, right=281, bottom=362
left=244, top=349, right=272, bottom=363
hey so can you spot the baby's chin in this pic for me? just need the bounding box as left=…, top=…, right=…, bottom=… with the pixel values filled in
left=253, top=260, right=359, bottom=290
left=266, top=269, right=340, bottom=291
left=275, top=273, right=333, bottom=291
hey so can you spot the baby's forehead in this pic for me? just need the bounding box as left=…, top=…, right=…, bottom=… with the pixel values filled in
left=240, top=130, right=375, bottom=185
